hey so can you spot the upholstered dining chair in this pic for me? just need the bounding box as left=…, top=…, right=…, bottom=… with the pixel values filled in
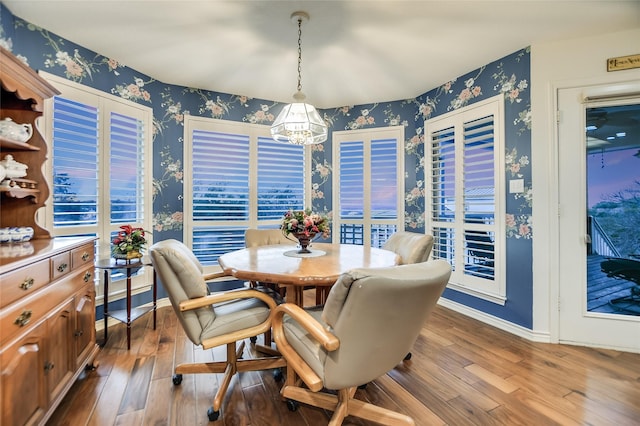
left=272, top=260, right=451, bottom=425
left=244, top=228, right=296, bottom=291
left=382, top=231, right=434, bottom=264
left=244, top=228, right=295, bottom=248
left=382, top=230, right=435, bottom=360
left=149, top=239, right=286, bottom=422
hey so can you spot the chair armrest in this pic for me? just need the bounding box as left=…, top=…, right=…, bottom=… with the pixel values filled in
left=203, top=271, right=231, bottom=281
left=178, top=288, right=279, bottom=312
left=274, top=303, right=339, bottom=351
left=272, top=303, right=340, bottom=392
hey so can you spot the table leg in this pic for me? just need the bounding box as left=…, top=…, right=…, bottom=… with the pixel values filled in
left=152, top=269, right=157, bottom=330
left=103, top=269, right=109, bottom=345
left=126, top=268, right=132, bottom=350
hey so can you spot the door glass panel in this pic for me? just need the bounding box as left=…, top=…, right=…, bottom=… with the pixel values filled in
left=586, top=102, right=640, bottom=316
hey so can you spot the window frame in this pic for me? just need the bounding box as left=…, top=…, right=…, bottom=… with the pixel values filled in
left=183, top=115, right=311, bottom=272
left=425, top=94, right=506, bottom=304
left=41, top=72, right=153, bottom=300
left=331, top=126, right=405, bottom=247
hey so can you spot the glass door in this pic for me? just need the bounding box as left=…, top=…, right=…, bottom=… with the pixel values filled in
left=585, top=103, right=640, bottom=317
left=558, top=84, right=640, bottom=352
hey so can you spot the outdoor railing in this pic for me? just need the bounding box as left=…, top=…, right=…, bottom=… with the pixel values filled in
left=588, top=215, right=621, bottom=258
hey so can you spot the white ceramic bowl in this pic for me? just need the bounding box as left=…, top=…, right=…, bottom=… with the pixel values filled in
left=0, top=227, right=34, bottom=243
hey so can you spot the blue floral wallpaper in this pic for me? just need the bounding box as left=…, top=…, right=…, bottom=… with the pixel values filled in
left=0, top=4, right=533, bottom=328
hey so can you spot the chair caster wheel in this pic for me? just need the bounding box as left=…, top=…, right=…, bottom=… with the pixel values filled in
left=404, top=352, right=412, bottom=361
left=172, top=374, right=183, bottom=385
left=286, top=399, right=299, bottom=412
left=207, top=407, right=219, bottom=421
left=273, top=368, right=283, bottom=382
left=250, top=336, right=257, bottom=344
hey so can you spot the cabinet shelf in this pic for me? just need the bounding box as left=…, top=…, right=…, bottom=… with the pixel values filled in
left=0, top=185, right=40, bottom=202
left=0, top=135, right=40, bottom=151
left=1, top=46, right=59, bottom=238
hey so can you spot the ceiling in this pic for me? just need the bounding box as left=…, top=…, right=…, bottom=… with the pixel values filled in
left=4, top=1, right=640, bottom=109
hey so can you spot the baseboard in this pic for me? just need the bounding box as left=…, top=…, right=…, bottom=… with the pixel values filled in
left=437, top=298, right=552, bottom=343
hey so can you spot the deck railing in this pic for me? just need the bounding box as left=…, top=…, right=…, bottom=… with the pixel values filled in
left=588, top=215, right=621, bottom=257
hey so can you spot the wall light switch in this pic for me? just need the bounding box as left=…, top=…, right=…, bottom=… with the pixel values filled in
left=509, top=179, right=525, bottom=194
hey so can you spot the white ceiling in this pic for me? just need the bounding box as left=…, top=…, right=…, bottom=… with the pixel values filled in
left=4, top=1, right=640, bottom=109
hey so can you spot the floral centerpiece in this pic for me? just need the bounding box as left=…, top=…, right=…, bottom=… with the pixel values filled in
left=281, top=209, right=330, bottom=253
left=111, top=224, right=149, bottom=261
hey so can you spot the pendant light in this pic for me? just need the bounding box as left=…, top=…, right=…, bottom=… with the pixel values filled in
left=270, top=11, right=327, bottom=145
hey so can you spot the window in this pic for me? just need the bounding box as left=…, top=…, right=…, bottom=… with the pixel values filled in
left=184, top=117, right=306, bottom=267
left=332, top=126, right=404, bottom=247
left=42, top=73, right=152, bottom=297
left=425, top=95, right=505, bottom=304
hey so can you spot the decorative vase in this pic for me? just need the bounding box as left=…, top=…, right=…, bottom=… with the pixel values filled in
left=113, top=250, right=143, bottom=262
left=293, top=232, right=316, bottom=254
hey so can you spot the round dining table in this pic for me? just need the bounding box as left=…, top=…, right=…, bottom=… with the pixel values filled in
left=217, top=243, right=399, bottom=305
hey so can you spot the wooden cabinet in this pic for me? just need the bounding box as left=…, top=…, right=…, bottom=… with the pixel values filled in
left=0, top=48, right=98, bottom=426
left=0, top=46, right=60, bottom=238
left=0, top=237, right=99, bottom=426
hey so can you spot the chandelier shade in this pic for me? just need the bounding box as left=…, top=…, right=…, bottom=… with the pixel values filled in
left=270, top=11, right=328, bottom=145
left=270, top=92, right=327, bottom=145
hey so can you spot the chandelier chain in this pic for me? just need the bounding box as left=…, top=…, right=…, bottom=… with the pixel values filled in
left=297, top=16, right=302, bottom=93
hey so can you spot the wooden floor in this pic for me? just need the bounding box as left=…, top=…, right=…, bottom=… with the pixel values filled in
left=48, top=291, right=640, bottom=426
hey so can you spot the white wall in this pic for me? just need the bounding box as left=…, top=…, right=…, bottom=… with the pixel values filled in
left=531, top=28, right=640, bottom=340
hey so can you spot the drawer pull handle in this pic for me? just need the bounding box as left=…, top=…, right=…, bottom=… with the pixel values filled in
left=82, top=252, right=90, bottom=261
left=57, top=263, right=68, bottom=273
left=20, top=277, right=35, bottom=290
left=44, top=362, right=55, bottom=372
left=15, top=310, right=32, bottom=327
left=84, top=271, right=92, bottom=282
left=75, top=329, right=84, bottom=337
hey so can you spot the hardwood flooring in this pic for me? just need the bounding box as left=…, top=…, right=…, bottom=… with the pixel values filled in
left=48, top=291, right=640, bottom=426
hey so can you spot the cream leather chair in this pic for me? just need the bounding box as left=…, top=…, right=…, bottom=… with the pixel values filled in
left=244, top=228, right=296, bottom=293
left=382, top=231, right=434, bottom=264
left=272, top=260, right=451, bottom=425
left=244, top=228, right=297, bottom=348
left=244, top=228, right=295, bottom=248
left=149, top=239, right=286, bottom=422
left=382, top=231, right=436, bottom=360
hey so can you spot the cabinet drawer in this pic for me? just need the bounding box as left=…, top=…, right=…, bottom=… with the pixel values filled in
left=50, top=251, right=71, bottom=280
left=0, top=258, right=50, bottom=309
left=71, top=243, right=94, bottom=269
left=0, top=265, right=93, bottom=346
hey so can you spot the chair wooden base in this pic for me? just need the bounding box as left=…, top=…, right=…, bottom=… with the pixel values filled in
left=281, top=384, right=415, bottom=426
left=175, top=341, right=286, bottom=415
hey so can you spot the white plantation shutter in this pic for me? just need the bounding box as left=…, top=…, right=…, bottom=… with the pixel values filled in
left=185, top=118, right=305, bottom=266
left=192, top=130, right=250, bottom=221
left=371, top=138, right=398, bottom=219
left=44, top=73, right=152, bottom=296
left=333, top=127, right=404, bottom=247
left=110, top=112, right=146, bottom=223
left=464, top=115, right=495, bottom=225
left=430, top=125, right=456, bottom=268
left=190, top=129, right=250, bottom=265
left=51, top=96, right=99, bottom=227
left=370, top=137, right=399, bottom=246
left=339, top=141, right=365, bottom=244
left=46, top=76, right=151, bottom=260
left=463, top=114, right=496, bottom=280
left=426, top=95, right=505, bottom=304
left=258, top=136, right=304, bottom=219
